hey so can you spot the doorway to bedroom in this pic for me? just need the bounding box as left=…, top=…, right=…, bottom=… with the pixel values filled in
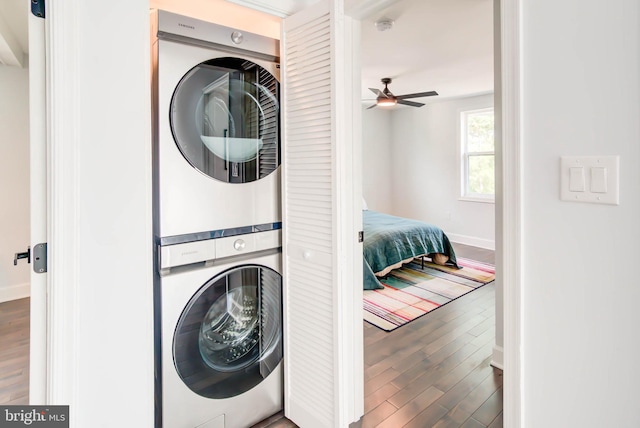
left=358, top=0, right=501, bottom=425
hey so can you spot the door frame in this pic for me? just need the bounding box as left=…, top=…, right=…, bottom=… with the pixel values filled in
left=37, top=0, right=523, bottom=424
left=496, top=0, right=523, bottom=425
left=27, top=6, right=47, bottom=406
left=31, top=0, right=84, bottom=407
left=347, top=0, right=523, bottom=426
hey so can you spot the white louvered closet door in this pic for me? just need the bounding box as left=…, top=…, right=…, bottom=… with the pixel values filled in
left=282, top=1, right=364, bottom=427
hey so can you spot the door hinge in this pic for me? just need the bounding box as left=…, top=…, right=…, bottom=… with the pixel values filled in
left=31, top=0, right=45, bottom=19
left=33, top=243, right=48, bottom=273
left=358, top=231, right=364, bottom=243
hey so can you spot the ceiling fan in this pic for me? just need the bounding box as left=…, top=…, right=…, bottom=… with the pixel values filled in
left=367, top=78, right=438, bottom=109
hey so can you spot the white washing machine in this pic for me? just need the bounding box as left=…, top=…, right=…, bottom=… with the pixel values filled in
left=152, top=10, right=281, bottom=242
left=158, top=229, right=283, bottom=428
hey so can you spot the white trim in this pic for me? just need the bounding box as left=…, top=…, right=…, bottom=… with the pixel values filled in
left=0, top=283, right=30, bottom=303
left=225, top=0, right=315, bottom=17
left=46, top=0, right=81, bottom=407
left=28, top=8, right=48, bottom=405
left=448, top=234, right=495, bottom=251
left=341, top=14, right=365, bottom=424
left=333, top=3, right=364, bottom=426
left=491, top=345, right=504, bottom=370
left=460, top=107, right=496, bottom=202
left=500, top=0, right=523, bottom=425
left=458, top=196, right=496, bottom=204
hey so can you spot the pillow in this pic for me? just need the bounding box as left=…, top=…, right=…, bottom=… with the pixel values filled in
left=362, top=197, right=368, bottom=210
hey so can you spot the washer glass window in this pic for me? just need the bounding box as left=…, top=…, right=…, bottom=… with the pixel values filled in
left=171, top=57, right=280, bottom=183
left=173, top=265, right=282, bottom=399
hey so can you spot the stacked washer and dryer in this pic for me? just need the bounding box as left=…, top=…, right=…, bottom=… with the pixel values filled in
left=151, top=10, right=283, bottom=428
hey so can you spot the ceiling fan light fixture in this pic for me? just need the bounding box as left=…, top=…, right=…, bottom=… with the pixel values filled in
left=367, top=77, right=437, bottom=110
left=377, top=98, right=397, bottom=107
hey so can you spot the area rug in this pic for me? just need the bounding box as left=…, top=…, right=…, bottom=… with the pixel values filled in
left=363, top=257, right=495, bottom=331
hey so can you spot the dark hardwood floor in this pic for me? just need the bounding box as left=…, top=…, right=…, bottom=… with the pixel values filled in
left=0, top=296, right=29, bottom=405
left=257, top=243, right=501, bottom=428
left=1, top=244, right=499, bottom=427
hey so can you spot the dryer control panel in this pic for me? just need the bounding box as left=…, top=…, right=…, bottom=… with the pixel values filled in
left=159, top=229, right=281, bottom=272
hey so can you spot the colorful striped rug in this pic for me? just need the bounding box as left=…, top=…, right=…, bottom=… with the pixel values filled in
left=363, top=257, right=495, bottom=331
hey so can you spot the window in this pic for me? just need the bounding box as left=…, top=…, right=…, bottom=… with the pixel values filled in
left=460, top=108, right=495, bottom=202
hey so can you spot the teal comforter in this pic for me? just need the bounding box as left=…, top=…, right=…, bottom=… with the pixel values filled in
left=363, top=210, right=458, bottom=290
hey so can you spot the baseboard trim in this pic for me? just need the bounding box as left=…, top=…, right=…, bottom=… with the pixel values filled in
left=491, top=345, right=504, bottom=370
left=448, top=233, right=495, bottom=251
left=0, top=282, right=30, bottom=303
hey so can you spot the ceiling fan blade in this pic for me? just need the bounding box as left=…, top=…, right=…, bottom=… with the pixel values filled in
left=366, top=103, right=378, bottom=109
left=396, top=91, right=439, bottom=100
left=369, top=88, right=388, bottom=98
left=397, top=99, right=425, bottom=108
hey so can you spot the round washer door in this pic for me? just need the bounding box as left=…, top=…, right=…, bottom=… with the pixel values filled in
left=170, top=57, right=280, bottom=184
left=173, top=264, right=282, bottom=399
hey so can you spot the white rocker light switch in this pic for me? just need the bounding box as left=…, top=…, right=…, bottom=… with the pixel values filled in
left=569, top=167, right=585, bottom=192
left=591, top=167, right=607, bottom=193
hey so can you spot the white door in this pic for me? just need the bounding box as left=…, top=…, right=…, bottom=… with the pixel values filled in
left=27, top=6, right=47, bottom=405
left=282, top=1, right=364, bottom=427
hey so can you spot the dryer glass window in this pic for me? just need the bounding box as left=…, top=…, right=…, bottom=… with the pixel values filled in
left=173, top=265, right=282, bottom=399
left=171, top=57, right=280, bottom=183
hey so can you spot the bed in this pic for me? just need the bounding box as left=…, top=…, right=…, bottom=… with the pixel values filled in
left=363, top=210, right=459, bottom=290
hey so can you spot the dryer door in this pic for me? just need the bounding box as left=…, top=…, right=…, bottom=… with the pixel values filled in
left=170, top=57, right=280, bottom=183
left=173, top=264, right=282, bottom=399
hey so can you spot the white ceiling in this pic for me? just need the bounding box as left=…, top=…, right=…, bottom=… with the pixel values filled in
left=0, top=0, right=493, bottom=102
left=360, top=0, right=494, bottom=103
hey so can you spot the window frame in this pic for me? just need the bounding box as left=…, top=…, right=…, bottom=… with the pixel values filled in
left=459, top=107, right=496, bottom=203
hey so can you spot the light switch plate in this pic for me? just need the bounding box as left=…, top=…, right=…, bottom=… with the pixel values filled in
left=560, top=156, right=619, bottom=205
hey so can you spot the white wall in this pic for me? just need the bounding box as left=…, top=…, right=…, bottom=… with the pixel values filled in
left=361, top=107, right=393, bottom=213
left=49, top=1, right=154, bottom=425
left=522, top=1, right=640, bottom=427
left=388, top=94, right=495, bottom=249
left=0, top=64, right=30, bottom=303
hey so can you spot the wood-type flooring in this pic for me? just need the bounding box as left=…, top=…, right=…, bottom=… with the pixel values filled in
left=0, top=296, right=29, bottom=405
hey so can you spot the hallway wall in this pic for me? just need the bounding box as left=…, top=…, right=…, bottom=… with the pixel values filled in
left=0, top=64, right=30, bottom=303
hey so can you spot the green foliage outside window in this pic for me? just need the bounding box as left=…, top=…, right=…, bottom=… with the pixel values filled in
left=468, top=155, right=495, bottom=194
left=464, top=109, right=495, bottom=198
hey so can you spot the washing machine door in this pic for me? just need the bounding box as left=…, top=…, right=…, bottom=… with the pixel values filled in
left=170, top=57, right=280, bottom=183
left=173, top=265, right=282, bottom=399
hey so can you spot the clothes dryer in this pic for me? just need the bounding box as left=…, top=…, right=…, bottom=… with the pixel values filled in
left=152, top=10, right=281, bottom=241
left=158, top=229, right=283, bottom=428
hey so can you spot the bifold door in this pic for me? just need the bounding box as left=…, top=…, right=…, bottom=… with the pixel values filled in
left=282, top=1, right=364, bottom=427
